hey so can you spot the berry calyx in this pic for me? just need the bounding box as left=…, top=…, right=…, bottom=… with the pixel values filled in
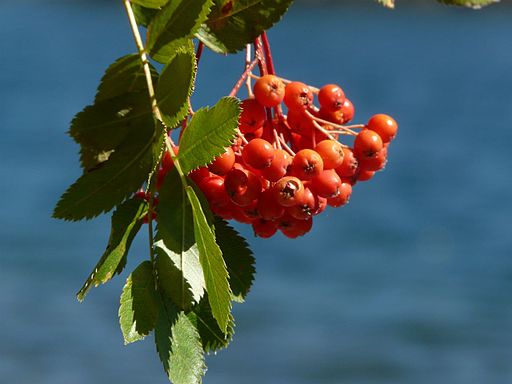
left=284, top=81, right=314, bottom=111
left=353, top=129, right=383, bottom=159
left=273, top=176, right=305, bottom=207
left=291, top=149, right=324, bottom=180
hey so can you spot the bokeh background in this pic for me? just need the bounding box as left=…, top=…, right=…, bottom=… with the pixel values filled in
left=1, top=1, right=511, bottom=383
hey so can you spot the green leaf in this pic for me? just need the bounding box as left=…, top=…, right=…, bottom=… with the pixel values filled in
left=155, top=299, right=206, bottom=384
left=155, top=49, right=196, bottom=129
left=196, top=0, right=294, bottom=54
left=53, top=121, right=162, bottom=220
left=376, top=0, right=394, bottom=8
left=119, top=261, right=159, bottom=344
left=147, top=0, right=213, bottom=63
left=131, top=0, right=169, bottom=9
left=177, top=97, right=240, bottom=174
left=95, top=54, right=158, bottom=102
left=76, top=197, right=147, bottom=302
left=214, top=218, right=255, bottom=303
left=132, top=4, right=160, bottom=28
left=437, top=0, right=498, bottom=7
left=188, top=297, right=235, bottom=353
left=186, top=186, right=232, bottom=333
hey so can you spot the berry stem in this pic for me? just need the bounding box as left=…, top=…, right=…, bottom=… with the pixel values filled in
left=249, top=73, right=320, bottom=93
left=305, top=110, right=358, bottom=136
left=195, top=41, right=204, bottom=65
left=245, top=44, right=254, bottom=97
left=312, top=119, right=338, bottom=141
left=273, top=128, right=283, bottom=150
left=228, top=58, right=259, bottom=97
left=261, top=31, right=275, bottom=75
left=278, top=133, right=296, bottom=156
left=253, top=37, right=268, bottom=76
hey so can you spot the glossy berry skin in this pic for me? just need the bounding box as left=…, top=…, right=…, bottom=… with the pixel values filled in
left=284, top=82, right=314, bottom=111
left=161, top=146, right=180, bottom=173
left=326, top=179, right=352, bottom=207
left=367, top=114, right=398, bottom=143
left=224, top=168, right=262, bottom=207
left=340, top=98, right=355, bottom=123
left=291, top=149, right=324, bottom=180
left=252, top=219, right=278, bottom=238
left=239, top=98, right=266, bottom=133
left=287, top=187, right=317, bottom=220
left=314, top=140, right=345, bottom=170
left=278, top=215, right=313, bottom=238
left=257, top=189, right=285, bottom=221
left=354, top=129, right=383, bottom=160
left=261, top=149, right=292, bottom=182
left=310, top=169, right=342, bottom=198
left=357, top=169, right=375, bottom=182
left=273, top=176, right=305, bottom=207
left=318, top=84, right=345, bottom=112
left=335, top=147, right=358, bottom=178
left=209, top=147, right=235, bottom=176
left=358, top=146, right=387, bottom=172
left=253, top=75, right=285, bottom=107
left=242, top=138, right=275, bottom=170
left=188, top=166, right=210, bottom=185
left=198, top=176, right=230, bottom=208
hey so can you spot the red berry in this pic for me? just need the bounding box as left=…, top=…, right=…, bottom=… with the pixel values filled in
left=318, top=84, right=345, bottom=112
left=314, top=140, right=345, bottom=170
left=198, top=176, right=230, bottom=208
left=353, top=129, right=383, bottom=160
left=209, top=147, right=235, bottom=176
left=291, top=149, right=324, bottom=180
left=335, top=147, right=358, bottom=178
left=287, top=187, right=318, bottom=220
left=261, top=149, right=292, bottom=182
left=242, top=138, right=275, bottom=170
left=367, top=114, right=398, bottom=143
left=257, top=189, right=285, bottom=221
left=326, top=179, right=352, bottom=207
left=340, top=98, right=355, bottom=123
left=310, top=169, right=342, bottom=198
left=278, top=215, right=313, bottom=238
left=224, top=168, right=262, bottom=207
left=252, top=219, right=278, bottom=238
left=189, top=166, right=210, bottom=185
left=358, top=146, right=387, bottom=172
left=273, top=176, right=305, bottom=207
left=286, top=109, right=315, bottom=137
left=239, top=98, right=266, bottom=134
left=253, top=75, right=285, bottom=107
left=357, top=169, right=375, bottom=182
left=284, top=81, right=314, bottom=111
left=161, top=146, right=179, bottom=173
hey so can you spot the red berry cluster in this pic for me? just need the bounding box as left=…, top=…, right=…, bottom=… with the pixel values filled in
left=152, top=74, right=397, bottom=239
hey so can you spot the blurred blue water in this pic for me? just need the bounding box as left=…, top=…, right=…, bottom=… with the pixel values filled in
left=1, top=1, right=511, bottom=384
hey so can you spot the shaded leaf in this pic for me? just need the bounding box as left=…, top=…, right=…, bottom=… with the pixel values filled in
left=196, top=0, right=294, bottom=54
left=147, top=0, right=213, bottom=63
left=186, top=186, right=232, bottom=333
left=214, top=218, right=255, bottom=303
left=177, top=97, right=240, bottom=174
left=155, top=299, right=206, bottom=384
left=53, top=121, right=162, bottom=220
left=77, top=197, right=147, bottom=302
left=188, top=297, right=235, bottom=353
left=132, top=3, right=160, bottom=27
left=119, top=261, right=159, bottom=344
left=155, top=49, right=196, bottom=129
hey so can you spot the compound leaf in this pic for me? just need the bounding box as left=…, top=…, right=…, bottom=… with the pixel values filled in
left=77, top=197, right=147, bottom=302
left=155, top=49, right=196, bottom=129
left=147, top=0, right=213, bottom=63
left=119, top=261, right=159, bottom=344
left=177, top=97, right=240, bottom=174
left=214, top=218, right=255, bottom=303
left=155, top=299, right=206, bottom=384
left=196, top=0, right=294, bottom=54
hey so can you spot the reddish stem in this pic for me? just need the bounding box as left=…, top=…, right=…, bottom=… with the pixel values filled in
left=261, top=32, right=275, bottom=75
left=195, top=42, right=204, bottom=65
left=253, top=38, right=268, bottom=76
left=228, top=58, right=259, bottom=97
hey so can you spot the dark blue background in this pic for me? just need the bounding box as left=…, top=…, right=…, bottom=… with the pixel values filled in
left=1, top=1, right=511, bottom=383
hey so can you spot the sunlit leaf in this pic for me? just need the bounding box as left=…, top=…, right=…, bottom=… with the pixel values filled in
left=119, top=261, right=159, bottom=344
left=177, top=97, right=240, bottom=174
